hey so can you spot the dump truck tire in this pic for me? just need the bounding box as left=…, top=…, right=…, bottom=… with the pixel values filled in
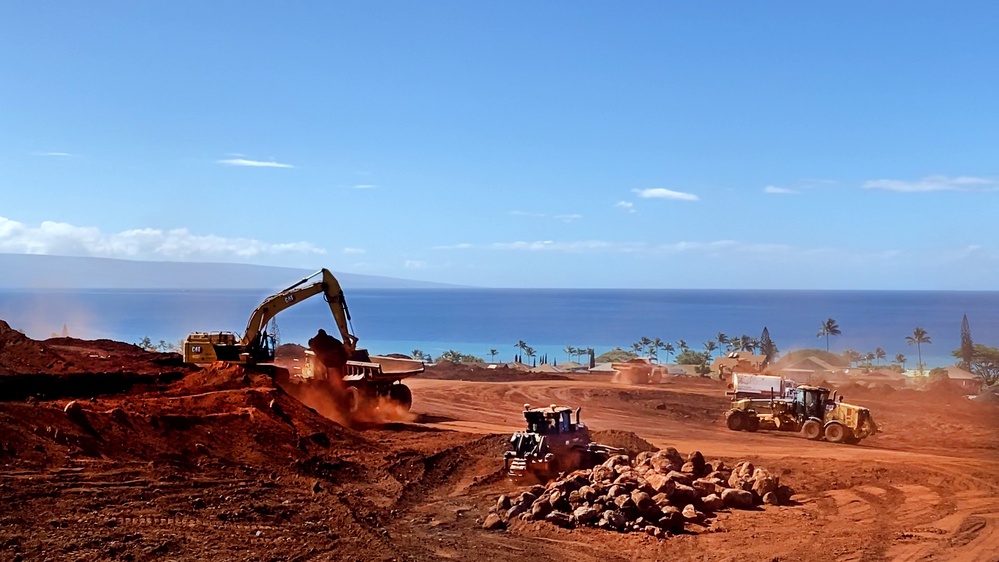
left=388, top=384, right=413, bottom=411
left=726, top=410, right=746, bottom=431
left=344, top=386, right=362, bottom=413
left=824, top=423, right=847, bottom=443
left=801, top=419, right=822, bottom=440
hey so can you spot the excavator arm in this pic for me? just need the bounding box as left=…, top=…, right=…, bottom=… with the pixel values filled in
left=241, top=268, right=358, bottom=356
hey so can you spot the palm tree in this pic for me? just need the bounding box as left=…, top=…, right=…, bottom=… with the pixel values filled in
left=412, top=349, right=425, bottom=360
left=515, top=340, right=529, bottom=364
left=564, top=345, right=575, bottom=362
left=630, top=342, right=643, bottom=356
left=906, top=327, right=931, bottom=374
left=703, top=341, right=717, bottom=359
left=663, top=342, right=675, bottom=363
left=489, top=349, right=498, bottom=363
left=716, top=332, right=729, bottom=354
left=524, top=345, right=536, bottom=366
left=677, top=339, right=689, bottom=353
left=640, top=336, right=653, bottom=358
left=817, top=318, right=841, bottom=352
left=651, top=337, right=665, bottom=362
left=874, top=347, right=886, bottom=366
left=895, top=353, right=906, bottom=370
left=733, top=335, right=752, bottom=352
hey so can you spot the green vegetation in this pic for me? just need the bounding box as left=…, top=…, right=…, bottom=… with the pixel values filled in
left=816, top=318, right=841, bottom=352
left=952, top=343, right=999, bottom=386
left=437, top=350, right=484, bottom=363
left=906, top=327, right=931, bottom=374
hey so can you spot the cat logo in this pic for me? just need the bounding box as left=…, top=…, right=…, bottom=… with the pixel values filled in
left=284, top=294, right=295, bottom=303
left=192, top=346, right=202, bottom=353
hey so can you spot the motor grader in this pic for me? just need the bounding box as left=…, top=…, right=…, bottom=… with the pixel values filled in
left=725, top=385, right=878, bottom=444
left=504, top=404, right=623, bottom=482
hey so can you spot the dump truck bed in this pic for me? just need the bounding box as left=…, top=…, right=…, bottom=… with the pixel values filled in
left=344, top=355, right=424, bottom=382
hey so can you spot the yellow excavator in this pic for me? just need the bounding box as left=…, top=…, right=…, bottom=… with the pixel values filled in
left=182, top=268, right=423, bottom=411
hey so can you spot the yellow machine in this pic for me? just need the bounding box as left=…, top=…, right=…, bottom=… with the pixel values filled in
left=725, top=385, right=878, bottom=444
left=183, top=268, right=357, bottom=365
left=183, top=268, right=423, bottom=411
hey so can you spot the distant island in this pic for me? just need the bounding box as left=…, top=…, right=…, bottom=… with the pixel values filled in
left=0, top=254, right=460, bottom=290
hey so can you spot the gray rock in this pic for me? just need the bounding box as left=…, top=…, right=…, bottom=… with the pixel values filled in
left=775, top=484, right=796, bottom=504
left=483, top=513, right=506, bottom=530
left=573, top=506, right=599, bottom=525
left=657, top=506, right=684, bottom=532
left=496, top=495, right=511, bottom=511
left=545, top=511, right=574, bottom=528
left=701, top=493, right=724, bottom=512
left=721, top=488, right=754, bottom=509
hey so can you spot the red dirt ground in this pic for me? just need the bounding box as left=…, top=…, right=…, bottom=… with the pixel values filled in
left=1, top=327, right=998, bottom=561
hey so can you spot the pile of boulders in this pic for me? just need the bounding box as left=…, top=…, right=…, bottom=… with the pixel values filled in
left=483, top=447, right=794, bottom=538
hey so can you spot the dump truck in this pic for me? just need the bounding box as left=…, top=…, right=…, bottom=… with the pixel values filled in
left=183, top=268, right=423, bottom=411
left=504, top=404, right=623, bottom=482
left=611, top=358, right=669, bottom=384
left=725, top=385, right=878, bottom=444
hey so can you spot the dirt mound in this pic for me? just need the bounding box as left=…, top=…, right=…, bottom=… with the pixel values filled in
left=423, top=361, right=568, bottom=382
left=924, top=377, right=966, bottom=395
left=168, top=362, right=275, bottom=394
left=0, top=320, right=70, bottom=375
left=590, top=430, right=659, bottom=456
left=274, top=342, right=307, bottom=362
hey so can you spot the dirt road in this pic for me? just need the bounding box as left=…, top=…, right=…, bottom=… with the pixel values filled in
left=406, top=376, right=999, bottom=562
left=1, top=330, right=997, bottom=561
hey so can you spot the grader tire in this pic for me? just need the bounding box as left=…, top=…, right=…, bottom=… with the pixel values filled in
left=746, top=416, right=760, bottom=432
left=726, top=410, right=747, bottom=431
left=801, top=419, right=823, bottom=440
left=824, top=422, right=847, bottom=444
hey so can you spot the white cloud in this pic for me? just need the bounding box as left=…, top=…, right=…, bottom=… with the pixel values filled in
left=32, top=151, right=78, bottom=157
left=632, top=188, right=699, bottom=201
left=342, top=247, right=365, bottom=254
left=353, top=184, right=377, bottom=189
left=434, top=239, right=792, bottom=256
left=615, top=201, right=636, bottom=213
left=216, top=158, right=294, bottom=169
left=863, top=175, right=995, bottom=193
left=404, top=260, right=428, bottom=269
left=0, top=216, right=324, bottom=262
left=553, top=214, right=582, bottom=222
left=763, top=185, right=799, bottom=195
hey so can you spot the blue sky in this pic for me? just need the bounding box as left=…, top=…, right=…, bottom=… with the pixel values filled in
left=2, top=2, right=997, bottom=289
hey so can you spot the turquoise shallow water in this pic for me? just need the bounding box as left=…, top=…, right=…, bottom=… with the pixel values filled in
left=1, top=288, right=996, bottom=369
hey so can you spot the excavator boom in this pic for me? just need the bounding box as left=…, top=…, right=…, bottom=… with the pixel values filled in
left=183, top=268, right=357, bottom=364
left=241, top=269, right=357, bottom=355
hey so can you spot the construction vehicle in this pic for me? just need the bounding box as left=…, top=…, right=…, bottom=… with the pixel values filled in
left=504, top=404, right=623, bottom=482
left=727, top=372, right=797, bottom=399
left=183, top=268, right=423, bottom=411
left=611, top=358, right=668, bottom=384
left=725, top=385, right=878, bottom=444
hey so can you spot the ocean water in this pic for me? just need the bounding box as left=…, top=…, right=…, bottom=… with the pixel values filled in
left=1, top=288, right=998, bottom=369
